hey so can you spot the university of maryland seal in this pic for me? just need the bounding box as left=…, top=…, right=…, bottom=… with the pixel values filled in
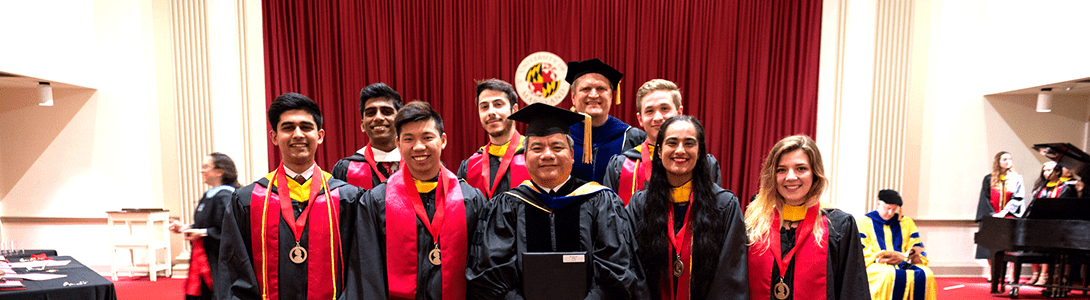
left=514, top=51, right=569, bottom=106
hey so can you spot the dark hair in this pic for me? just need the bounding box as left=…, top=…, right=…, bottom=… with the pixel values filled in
left=475, top=79, right=518, bottom=107
left=359, top=83, right=403, bottom=119
left=635, top=115, right=724, bottom=286
left=268, top=93, right=323, bottom=129
left=393, top=101, right=444, bottom=136
left=209, top=152, right=242, bottom=188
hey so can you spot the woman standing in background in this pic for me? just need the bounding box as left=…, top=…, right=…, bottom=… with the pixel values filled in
left=974, top=151, right=1024, bottom=261
left=168, top=152, right=241, bottom=300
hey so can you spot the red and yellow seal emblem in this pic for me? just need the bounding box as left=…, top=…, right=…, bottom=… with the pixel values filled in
left=514, top=52, right=569, bottom=106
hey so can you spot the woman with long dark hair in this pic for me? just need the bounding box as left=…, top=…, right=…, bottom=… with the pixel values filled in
left=169, top=152, right=241, bottom=299
left=628, top=116, right=748, bottom=299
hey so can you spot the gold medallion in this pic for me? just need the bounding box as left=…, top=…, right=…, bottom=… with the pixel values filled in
left=428, top=245, right=442, bottom=266
left=773, top=281, right=790, bottom=300
left=289, top=245, right=307, bottom=264
left=673, top=255, right=684, bottom=277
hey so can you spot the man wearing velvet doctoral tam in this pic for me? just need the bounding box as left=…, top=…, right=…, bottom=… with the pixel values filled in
left=565, top=58, right=646, bottom=183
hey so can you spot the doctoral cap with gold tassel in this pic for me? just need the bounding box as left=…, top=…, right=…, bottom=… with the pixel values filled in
left=564, top=58, right=624, bottom=163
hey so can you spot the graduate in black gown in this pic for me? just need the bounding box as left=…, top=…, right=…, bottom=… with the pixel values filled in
left=468, top=103, right=649, bottom=299
left=601, top=79, right=720, bottom=205
left=170, top=152, right=241, bottom=300
left=217, top=93, right=366, bottom=299
left=564, top=58, right=646, bottom=183
left=331, top=83, right=403, bottom=189
left=628, top=116, right=748, bottom=300
left=457, top=79, right=530, bottom=199
left=344, top=101, right=489, bottom=299
left=743, top=135, right=869, bottom=300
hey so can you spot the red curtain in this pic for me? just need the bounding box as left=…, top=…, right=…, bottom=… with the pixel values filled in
left=262, top=0, right=821, bottom=209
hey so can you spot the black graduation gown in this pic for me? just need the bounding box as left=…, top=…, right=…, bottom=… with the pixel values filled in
left=192, top=187, right=232, bottom=286
left=331, top=153, right=395, bottom=188
left=601, top=148, right=722, bottom=194
left=570, top=116, right=646, bottom=183
left=765, top=208, right=869, bottom=300
left=457, top=146, right=527, bottom=199
left=467, top=177, right=650, bottom=299
left=216, top=176, right=365, bottom=300
left=626, top=185, right=748, bottom=300
left=343, top=179, right=489, bottom=299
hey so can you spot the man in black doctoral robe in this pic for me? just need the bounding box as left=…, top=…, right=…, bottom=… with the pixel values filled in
left=468, top=103, right=649, bottom=299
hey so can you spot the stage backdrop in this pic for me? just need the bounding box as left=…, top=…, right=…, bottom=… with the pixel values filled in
left=262, top=0, right=821, bottom=209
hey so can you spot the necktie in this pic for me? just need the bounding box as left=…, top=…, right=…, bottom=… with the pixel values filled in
left=293, top=174, right=307, bottom=184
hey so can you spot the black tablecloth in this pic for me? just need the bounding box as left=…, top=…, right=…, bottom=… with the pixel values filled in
left=1, top=256, right=117, bottom=300
left=3, top=249, right=59, bottom=261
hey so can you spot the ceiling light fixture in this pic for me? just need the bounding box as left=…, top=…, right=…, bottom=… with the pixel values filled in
left=1036, top=87, right=1052, bottom=113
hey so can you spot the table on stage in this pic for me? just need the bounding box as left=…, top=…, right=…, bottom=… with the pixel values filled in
left=1, top=256, right=117, bottom=300
left=3, top=249, right=59, bottom=261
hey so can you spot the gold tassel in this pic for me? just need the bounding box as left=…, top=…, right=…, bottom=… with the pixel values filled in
left=582, top=112, right=592, bottom=164
left=615, top=80, right=621, bottom=105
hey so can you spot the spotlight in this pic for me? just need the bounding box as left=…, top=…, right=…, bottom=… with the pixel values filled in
left=1036, top=87, right=1052, bottom=113
left=38, top=82, right=53, bottom=107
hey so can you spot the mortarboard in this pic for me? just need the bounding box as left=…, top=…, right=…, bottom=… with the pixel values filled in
left=878, top=189, right=902, bottom=206
left=508, top=103, right=593, bottom=163
left=564, top=58, right=624, bottom=105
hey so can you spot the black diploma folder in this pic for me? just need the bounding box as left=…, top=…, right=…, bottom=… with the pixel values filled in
left=522, top=251, right=589, bottom=300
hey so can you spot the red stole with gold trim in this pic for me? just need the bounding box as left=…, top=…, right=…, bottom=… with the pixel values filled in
left=249, top=173, right=342, bottom=300
left=465, top=132, right=528, bottom=199
left=618, top=141, right=652, bottom=205
left=385, top=166, right=468, bottom=299
left=661, top=197, right=694, bottom=300
left=747, top=205, right=828, bottom=300
left=347, top=144, right=387, bottom=189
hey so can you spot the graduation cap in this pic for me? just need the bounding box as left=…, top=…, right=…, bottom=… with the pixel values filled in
left=508, top=103, right=593, bottom=163
left=564, top=58, right=624, bottom=105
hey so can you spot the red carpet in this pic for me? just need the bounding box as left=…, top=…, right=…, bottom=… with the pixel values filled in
left=110, top=276, right=184, bottom=300
left=107, top=275, right=1090, bottom=299
left=937, top=277, right=1090, bottom=299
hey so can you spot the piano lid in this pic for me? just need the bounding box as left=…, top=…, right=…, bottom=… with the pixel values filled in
left=1033, top=143, right=1090, bottom=174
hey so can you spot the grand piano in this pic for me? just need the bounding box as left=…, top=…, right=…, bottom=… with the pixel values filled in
left=974, top=143, right=1090, bottom=298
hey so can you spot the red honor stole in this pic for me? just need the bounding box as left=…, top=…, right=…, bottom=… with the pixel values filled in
left=465, top=131, right=527, bottom=199
left=184, top=237, right=213, bottom=296
left=662, top=194, right=694, bottom=300
left=618, top=141, right=653, bottom=205
left=385, top=165, right=468, bottom=299
left=347, top=144, right=388, bottom=189
left=747, top=205, right=828, bottom=300
left=249, top=164, right=342, bottom=300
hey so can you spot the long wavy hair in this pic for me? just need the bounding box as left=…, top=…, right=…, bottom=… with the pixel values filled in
left=634, top=116, right=725, bottom=285
left=743, top=135, right=828, bottom=253
left=990, top=151, right=1013, bottom=187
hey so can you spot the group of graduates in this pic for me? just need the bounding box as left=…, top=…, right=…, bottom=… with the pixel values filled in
left=177, top=58, right=939, bottom=300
